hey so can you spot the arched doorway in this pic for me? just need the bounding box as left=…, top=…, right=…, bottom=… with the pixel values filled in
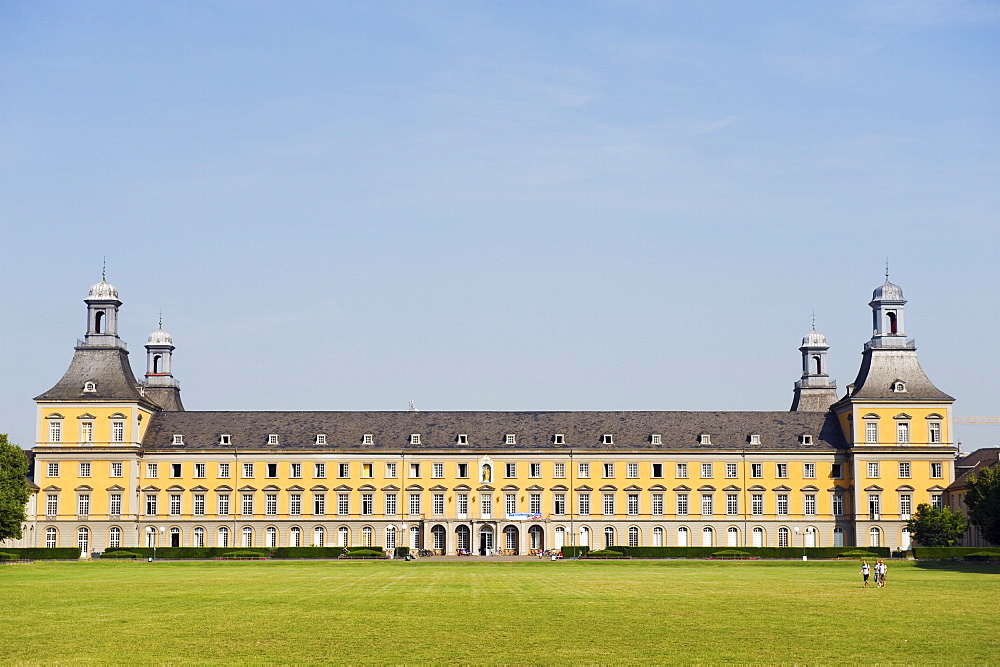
left=554, top=526, right=565, bottom=549
left=479, top=525, right=495, bottom=555
left=752, top=526, right=764, bottom=547
left=385, top=526, right=397, bottom=551
left=727, top=526, right=739, bottom=547
left=456, top=525, right=471, bottom=553
left=170, top=527, right=181, bottom=547
left=528, top=525, right=544, bottom=553
left=900, top=528, right=911, bottom=551
left=432, top=525, right=447, bottom=553
left=503, top=525, right=519, bottom=554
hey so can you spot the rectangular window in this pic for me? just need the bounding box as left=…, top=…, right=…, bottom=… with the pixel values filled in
left=289, top=494, right=301, bottom=515
left=217, top=494, right=229, bottom=516
left=218, top=463, right=230, bottom=478
left=242, top=463, right=254, bottom=479
left=79, top=462, right=91, bottom=478
left=866, top=421, right=879, bottom=443
left=929, top=422, right=942, bottom=444
left=899, top=462, right=911, bottom=478
left=147, top=463, right=158, bottom=478
left=313, top=494, right=325, bottom=516
left=530, top=493, right=541, bottom=514
left=290, top=462, right=302, bottom=478
left=411, top=434, right=420, bottom=445
left=432, top=493, right=444, bottom=515
left=726, top=463, right=738, bottom=478
left=193, top=463, right=205, bottom=478
left=867, top=462, right=880, bottom=478
left=386, top=463, right=397, bottom=478
left=869, top=494, right=880, bottom=518
left=726, top=494, right=738, bottom=516
left=776, top=463, right=788, bottom=479
left=804, top=494, right=816, bottom=515
left=111, top=421, right=124, bottom=442
left=362, top=493, right=374, bottom=515
left=409, top=493, right=421, bottom=515
left=651, top=493, right=664, bottom=515
left=626, top=462, right=639, bottom=478
left=897, top=422, right=910, bottom=444
left=676, top=463, right=688, bottom=478
left=831, top=463, right=842, bottom=479
left=899, top=494, right=912, bottom=517
left=78, top=494, right=90, bottom=516
left=171, top=463, right=182, bottom=478
left=578, top=493, right=590, bottom=515
left=48, top=421, right=61, bottom=443
left=506, top=493, right=517, bottom=515
left=803, top=463, right=815, bottom=479
left=751, top=494, right=763, bottom=516
left=385, top=493, right=397, bottom=516
left=146, top=494, right=158, bottom=516
left=314, top=463, right=326, bottom=478
left=338, top=463, right=349, bottom=478
left=750, top=463, right=762, bottom=478
left=553, top=493, right=566, bottom=515
left=603, top=493, right=615, bottom=516
left=505, top=463, right=517, bottom=478
left=47, top=462, right=60, bottom=477
left=242, top=493, right=253, bottom=516
left=266, top=463, right=278, bottom=478
left=651, top=434, right=662, bottom=445
left=317, top=434, right=328, bottom=445
left=193, top=494, right=205, bottom=516
left=457, top=463, right=469, bottom=478
left=603, top=463, right=615, bottom=478
left=701, top=494, right=713, bottom=516
left=776, top=494, right=789, bottom=515
left=266, top=493, right=277, bottom=515
left=832, top=494, right=844, bottom=516
left=46, top=494, right=58, bottom=516
left=529, top=463, right=541, bottom=478
left=553, top=463, right=565, bottom=478
left=337, top=493, right=349, bottom=516
left=931, top=462, right=943, bottom=478
left=171, top=494, right=182, bottom=516
left=701, top=463, right=713, bottom=479
left=362, top=463, right=373, bottom=478
left=81, top=422, right=93, bottom=443
left=651, top=463, right=663, bottom=478
left=578, top=463, right=590, bottom=478
left=480, top=494, right=492, bottom=516
left=676, top=494, right=689, bottom=515
left=505, top=434, right=516, bottom=445
left=456, top=493, right=467, bottom=516
left=409, top=463, right=420, bottom=478
left=931, top=494, right=943, bottom=509
left=109, top=493, right=122, bottom=516
left=628, top=493, right=639, bottom=515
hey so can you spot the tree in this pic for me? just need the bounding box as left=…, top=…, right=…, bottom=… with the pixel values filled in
left=965, top=465, right=1000, bottom=546
left=905, top=503, right=968, bottom=547
left=0, top=434, right=31, bottom=543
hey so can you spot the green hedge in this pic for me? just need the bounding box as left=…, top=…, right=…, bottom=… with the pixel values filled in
left=394, top=546, right=410, bottom=558
left=103, top=547, right=231, bottom=559
left=220, top=550, right=267, bottom=558
left=342, top=549, right=385, bottom=559
left=101, top=551, right=141, bottom=559
left=0, top=552, right=17, bottom=560
left=912, top=547, right=1000, bottom=559
left=0, top=547, right=81, bottom=560
left=578, top=546, right=891, bottom=559
left=560, top=546, right=590, bottom=557
left=584, top=549, right=624, bottom=558
left=101, top=546, right=388, bottom=560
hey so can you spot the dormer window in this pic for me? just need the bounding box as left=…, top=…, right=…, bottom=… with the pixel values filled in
left=173, top=434, right=184, bottom=445
left=651, top=434, right=661, bottom=445
left=505, top=434, right=516, bottom=445
left=602, top=434, right=614, bottom=445
left=749, top=434, right=761, bottom=445
left=220, top=434, right=232, bottom=445
left=458, top=434, right=469, bottom=445
left=317, top=434, right=328, bottom=445
left=800, top=434, right=814, bottom=445
left=699, top=434, right=712, bottom=445
left=410, top=434, right=421, bottom=445
left=892, top=380, right=907, bottom=393
left=554, top=434, right=565, bottom=445
left=83, top=382, right=96, bottom=393
left=268, top=434, right=279, bottom=445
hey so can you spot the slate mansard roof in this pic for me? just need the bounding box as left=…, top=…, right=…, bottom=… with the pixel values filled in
left=34, top=345, right=161, bottom=410
left=143, top=410, right=848, bottom=452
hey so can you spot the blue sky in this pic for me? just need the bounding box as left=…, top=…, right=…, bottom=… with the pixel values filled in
left=2, top=1, right=998, bottom=450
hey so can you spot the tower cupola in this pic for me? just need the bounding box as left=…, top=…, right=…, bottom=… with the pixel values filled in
left=84, top=276, right=122, bottom=347
left=869, top=277, right=908, bottom=347
left=143, top=318, right=184, bottom=411
left=790, top=321, right=838, bottom=412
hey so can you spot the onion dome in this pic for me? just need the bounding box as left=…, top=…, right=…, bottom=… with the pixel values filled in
left=802, top=329, right=828, bottom=347
left=88, top=278, right=119, bottom=300
left=147, top=326, right=173, bottom=345
left=872, top=280, right=904, bottom=302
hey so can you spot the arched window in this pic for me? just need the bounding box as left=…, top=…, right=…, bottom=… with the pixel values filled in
left=153, top=355, right=162, bottom=374
left=338, top=526, right=349, bottom=547
left=45, top=527, right=58, bottom=548
left=456, top=525, right=471, bottom=551
left=362, top=526, right=374, bottom=547
left=313, top=526, right=325, bottom=547
left=170, top=526, right=180, bottom=547
left=752, top=526, right=764, bottom=547
left=778, top=527, right=790, bottom=547
left=628, top=526, right=640, bottom=547
left=77, top=527, right=89, bottom=553
left=242, top=526, right=253, bottom=548
left=218, top=526, right=230, bottom=548
left=505, top=525, right=519, bottom=551
left=869, top=527, right=881, bottom=547
left=386, top=526, right=397, bottom=550
left=702, top=526, right=714, bottom=547
left=727, top=526, right=739, bottom=547
left=553, top=526, right=564, bottom=550
left=677, top=526, right=689, bottom=547
left=290, top=526, right=302, bottom=547
left=887, top=312, right=897, bottom=334
left=805, top=527, right=817, bottom=547
left=193, top=527, right=205, bottom=547
left=409, top=526, right=420, bottom=549
left=833, top=527, right=844, bottom=547
left=652, top=526, right=664, bottom=547
left=579, top=525, right=590, bottom=547
left=528, top=525, right=544, bottom=551
left=266, top=526, right=277, bottom=548
left=94, top=311, right=104, bottom=334
left=108, top=526, right=121, bottom=549
left=812, top=355, right=822, bottom=374
left=603, top=526, right=615, bottom=549
left=432, top=525, right=446, bottom=551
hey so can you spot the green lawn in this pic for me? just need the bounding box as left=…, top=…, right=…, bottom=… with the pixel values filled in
left=2, top=559, right=997, bottom=664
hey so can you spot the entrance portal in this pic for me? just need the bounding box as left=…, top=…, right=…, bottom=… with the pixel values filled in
left=478, top=525, right=494, bottom=555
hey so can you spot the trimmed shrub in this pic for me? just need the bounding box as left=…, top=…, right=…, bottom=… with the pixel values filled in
left=270, top=547, right=345, bottom=559
left=611, top=546, right=891, bottom=559
left=560, top=546, right=589, bottom=557
left=394, top=546, right=410, bottom=558
left=342, top=549, right=385, bottom=559
left=101, top=551, right=141, bottom=559
left=963, top=551, right=1000, bottom=561
left=584, top=549, right=624, bottom=558
left=837, top=551, right=881, bottom=559
left=711, top=550, right=752, bottom=559
left=220, top=550, right=266, bottom=558
left=0, top=548, right=81, bottom=560
left=912, top=546, right=1000, bottom=560
left=0, top=552, right=17, bottom=560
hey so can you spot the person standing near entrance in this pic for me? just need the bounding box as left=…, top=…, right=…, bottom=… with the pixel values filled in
left=860, top=560, right=871, bottom=588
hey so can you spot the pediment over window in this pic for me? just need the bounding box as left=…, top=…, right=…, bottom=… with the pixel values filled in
left=723, top=485, right=742, bottom=492
left=108, top=413, right=127, bottom=419
left=142, top=486, right=161, bottom=493
left=526, top=485, right=544, bottom=492
left=77, top=413, right=96, bottom=420
left=286, top=485, right=304, bottom=492
left=358, top=484, right=377, bottom=492
left=44, top=485, right=62, bottom=492
left=864, top=485, right=883, bottom=492
left=863, top=413, right=880, bottom=420
left=239, top=485, right=257, bottom=492
left=106, top=485, right=125, bottom=492
left=190, top=485, right=209, bottom=493
left=214, top=485, right=233, bottom=492
left=648, top=484, right=666, bottom=492
left=429, top=485, right=447, bottom=492
left=599, top=485, right=617, bottom=492
left=310, top=485, right=328, bottom=492
left=772, top=485, right=792, bottom=492
left=549, top=485, right=569, bottom=492
left=748, top=485, right=766, bottom=492
left=800, top=485, right=819, bottom=492
left=334, top=485, right=353, bottom=492
left=896, top=485, right=915, bottom=492
left=925, top=413, right=944, bottom=420
left=574, top=485, right=593, bottom=492
left=502, top=485, right=519, bottom=492
left=406, top=485, right=424, bottom=492
left=893, top=413, right=912, bottom=420
left=45, top=413, right=64, bottom=419
left=452, top=484, right=470, bottom=492
left=262, top=485, right=281, bottom=492
left=74, top=485, right=93, bottom=492
left=624, top=485, right=643, bottom=492
left=673, top=485, right=691, bottom=492
left=168, top=485, right=186, bottom=492
left=698, top=485, right=716, bottom=492
left=476, top=485, right=494, bottom=492
left=927, top=485, right=946, bottom=492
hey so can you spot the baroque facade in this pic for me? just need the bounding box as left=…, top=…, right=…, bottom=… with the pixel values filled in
left=15, top=277, right=957, bottom=555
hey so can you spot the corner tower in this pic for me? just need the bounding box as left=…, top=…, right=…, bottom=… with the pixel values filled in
left=790, top=325, right=838, bottom=411
left=143, top=320, right=184, bottom=411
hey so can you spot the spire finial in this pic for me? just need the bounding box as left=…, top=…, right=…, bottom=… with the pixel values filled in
left=811, top=310, right=816, bottom=330
left=885, top=257, right=890, bottom=281
left=102, top=257, right=107, bottom=281
left=158, top=310, right=163, bottom=329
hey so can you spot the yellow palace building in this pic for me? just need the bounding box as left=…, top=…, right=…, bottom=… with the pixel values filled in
left=15, top=277, right=955, bottom=555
